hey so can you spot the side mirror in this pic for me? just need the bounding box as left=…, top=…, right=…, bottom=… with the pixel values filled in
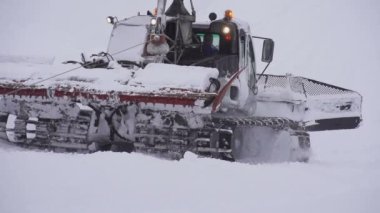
left=262, top=39, right=274, bottom=63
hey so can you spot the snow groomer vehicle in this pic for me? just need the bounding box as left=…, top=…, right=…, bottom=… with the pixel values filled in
left=0, top=0, right=362, bottom=163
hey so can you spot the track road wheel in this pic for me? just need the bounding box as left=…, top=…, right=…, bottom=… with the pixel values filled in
left=232, top=126, right=310, bottom=164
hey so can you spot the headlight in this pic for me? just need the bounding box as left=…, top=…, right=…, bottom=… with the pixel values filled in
left=151, top=18, right=157, bottom=26
left=107, top=16, right=117, bottom=25
left=222, top=26, right=231, bottom=34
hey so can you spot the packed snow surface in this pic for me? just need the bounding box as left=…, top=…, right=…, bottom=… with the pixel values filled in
left=0, top=126, right=379, bottom=213
left=0, top=0, right=379, bottom=213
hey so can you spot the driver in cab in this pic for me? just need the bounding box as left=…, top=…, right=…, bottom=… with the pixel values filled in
left=202, top=33, right=218, bottom=57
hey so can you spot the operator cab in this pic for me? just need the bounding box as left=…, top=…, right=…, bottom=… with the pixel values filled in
left=106, top=3, right=272, bottom=83
left=164, top=16, right=240, bottom=75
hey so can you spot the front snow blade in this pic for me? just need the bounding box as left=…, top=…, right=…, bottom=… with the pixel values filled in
left=306, top=117, right=361, bottom=131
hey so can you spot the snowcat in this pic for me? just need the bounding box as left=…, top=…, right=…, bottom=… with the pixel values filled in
left=0, top=0, right=362, bottom=163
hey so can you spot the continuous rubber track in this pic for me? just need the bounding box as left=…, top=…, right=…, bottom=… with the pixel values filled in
left=0, top=111, right=310, bottom=162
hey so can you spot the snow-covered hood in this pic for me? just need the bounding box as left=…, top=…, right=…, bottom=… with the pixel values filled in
left=0, top=59, right=219, bottom=95
left=127, top=63, right=219, bottom=93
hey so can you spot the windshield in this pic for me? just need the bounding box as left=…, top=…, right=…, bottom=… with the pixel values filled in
left=107, top=16, right=150, bottom=62
left=197, top=33, right=220, bottom=49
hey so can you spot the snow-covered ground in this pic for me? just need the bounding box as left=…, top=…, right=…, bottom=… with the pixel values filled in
left=1, top=0, right=379, bottom=212
left=0, top=128, right=379, bottom=213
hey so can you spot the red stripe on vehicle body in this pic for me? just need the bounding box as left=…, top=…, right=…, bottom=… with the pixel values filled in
left=0, top=87, right=48, bottom=97
left=54, top=90, right=109, bottom=100
left=0, top=86, right=197, bottom=106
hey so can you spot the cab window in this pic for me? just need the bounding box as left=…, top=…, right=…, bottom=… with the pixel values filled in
left=196, top=33, right=220, bottom=49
